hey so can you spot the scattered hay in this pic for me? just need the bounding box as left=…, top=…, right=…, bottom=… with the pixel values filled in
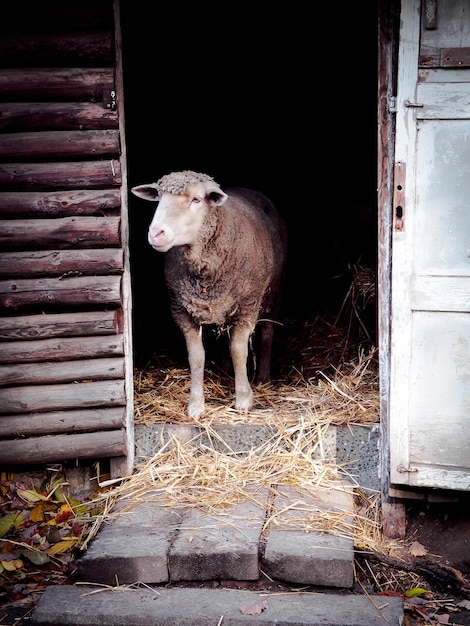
left=100, top=423, right=344, bottom=516
left=133, top=345, right=379, bottom=428
left=115, top=303, right=395, bottom=560
left=90, top=418, right=401, bottom=560
left=94, top=291, right=402, bottom=576
left=133, top=265, right=379, bottom=427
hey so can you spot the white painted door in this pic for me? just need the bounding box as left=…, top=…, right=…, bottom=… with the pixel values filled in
left=389, top=0, right=470, bottom=490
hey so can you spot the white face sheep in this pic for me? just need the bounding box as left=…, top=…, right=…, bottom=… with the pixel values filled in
left=131, top=170, right=287, bottom=418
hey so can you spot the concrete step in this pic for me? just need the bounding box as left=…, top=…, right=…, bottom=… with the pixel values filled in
left=134, top=423, right=381, bottom=493
left=31, top=584, right=405, bottom=626
left=30, top=441, right=406, bottom=625
left=78, top=483, right=355, bottom=589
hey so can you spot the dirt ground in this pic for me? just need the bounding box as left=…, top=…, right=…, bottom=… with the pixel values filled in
left=380, top=495, right=470, bottom=625
left=405, top=496, right=470, bottom=577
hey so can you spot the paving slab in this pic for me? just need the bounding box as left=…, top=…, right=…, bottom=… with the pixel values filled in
left=263, top=483, right=354, bottom=588
left=78, top=503, right=187, bottom=585
left=31, top=584, right=404, bottom=626
left=78, top=483, right=355, bottom=589
left=169, top=489, right=269, bottom=581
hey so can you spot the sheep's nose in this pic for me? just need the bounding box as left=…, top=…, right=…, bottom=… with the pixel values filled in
left=149, top=227, right=164, bottom=241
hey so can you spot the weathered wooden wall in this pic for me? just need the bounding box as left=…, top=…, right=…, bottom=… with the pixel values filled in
left=0, top=0, right=134, bottom=475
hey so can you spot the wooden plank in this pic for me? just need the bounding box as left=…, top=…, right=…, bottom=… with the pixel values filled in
left=389, top=0, right=421, bottom=492
left=0, top=216, right=121, bottom=250
left=0, top=102, right=118, bottom=132
left=412, top=276, right=470, bottom=312
left=0, top=130, right=120, bottom=161
left=0, top=430, right=127, bottom=464
left=389, top=487, right=425, bottom=500
left=0, top=407, right=126, bottom=438
left=381, top=500, right=406, bottom=539
left=378, top=0, right=407, bottom=539
left=397, top=465, right=470, bottom=491
left=417, top=82, right=470, bottom=119
left=419, top=68, right=469, bottom=83
left=378, top=0, right=397, bottom=494
left=0, top=357, right=125, bottom=386
left=0, top=275, right=121, bottom=309
left=0, top=311, right=120, bottom=341
left=0, top=249, right=123, bottom=278
left=0, top=160, right=121, bottom=191
left=0, top=334, right=124, bottom=364
left=405, top=313, right=470, bottom=479
left=112, top=0, right=134, bottom=480
left=0, top=379, right=126, bottom=414
left=0, top=31, right=113, bottom=66
left=0, top=2, right=113, bottom=32
left=0, top=68, right=114, bottom=101
left=0, top=189, right=120, bottom=218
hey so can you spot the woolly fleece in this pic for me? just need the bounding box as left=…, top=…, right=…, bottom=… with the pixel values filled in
left=156, top=170, right=214, bottom=195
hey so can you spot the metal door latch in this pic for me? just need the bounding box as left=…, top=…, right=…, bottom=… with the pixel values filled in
left=397, top=464, right=419, bottom=473
left=404, top=99, right=424, bottom=108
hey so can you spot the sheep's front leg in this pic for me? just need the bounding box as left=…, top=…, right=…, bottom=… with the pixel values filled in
left=230, top=324, right=254, bottom=412
left=183, top=324, right=205, bottom=418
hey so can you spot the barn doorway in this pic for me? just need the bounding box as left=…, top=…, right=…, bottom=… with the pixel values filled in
left=120, top=3, right=379, bottom=384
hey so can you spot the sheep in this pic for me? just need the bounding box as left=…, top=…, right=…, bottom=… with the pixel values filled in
left=131, top=170, right=287, bottom=418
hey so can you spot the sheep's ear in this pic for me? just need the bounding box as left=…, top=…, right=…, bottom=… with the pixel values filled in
left=131, top=183, right=160, bottom=202
left=205, top=183, right=228, bottom=206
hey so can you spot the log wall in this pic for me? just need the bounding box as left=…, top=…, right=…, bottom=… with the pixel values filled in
left=0, top=0, right=134, bottom=476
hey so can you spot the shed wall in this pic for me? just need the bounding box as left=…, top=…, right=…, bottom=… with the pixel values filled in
left=0, top=0, right=134, bottom=476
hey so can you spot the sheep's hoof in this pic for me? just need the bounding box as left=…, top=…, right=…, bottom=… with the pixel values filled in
left=235, top=389, right=254, bottom=413
left=188, top=397, right=205, bottom=418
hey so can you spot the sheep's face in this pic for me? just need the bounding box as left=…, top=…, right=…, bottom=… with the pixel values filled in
left=132, top=181, right=228, bottom=252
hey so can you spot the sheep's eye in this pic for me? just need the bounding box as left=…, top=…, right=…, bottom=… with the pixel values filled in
left=192, top=197, right=201, bottom=203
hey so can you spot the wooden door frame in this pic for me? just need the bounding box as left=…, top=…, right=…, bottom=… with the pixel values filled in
left=111, top=0, right=134, bottom=478
left=377, top=0, right=407, bottom=537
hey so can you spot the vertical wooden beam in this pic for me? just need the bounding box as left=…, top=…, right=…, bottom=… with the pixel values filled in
left=377, top=0, right=406, bottom=538
left=109, top=0, right=135, bottom=479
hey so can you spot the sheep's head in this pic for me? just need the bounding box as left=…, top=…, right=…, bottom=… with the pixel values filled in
left=131, top=171, right=228, bottom=252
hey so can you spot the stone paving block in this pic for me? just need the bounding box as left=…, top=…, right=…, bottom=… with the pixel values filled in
left=169, top=490, right=269, bottom=581
left=31, top=584, right=405, bottom=626
left=263, top=483, right=355, bottom=588
left=78, top=503, right=186, bottom=585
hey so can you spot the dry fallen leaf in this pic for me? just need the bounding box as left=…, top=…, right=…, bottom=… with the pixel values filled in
left=240, top=598, right=268, bottom=615
left=409, top=540, right=428, bottom=557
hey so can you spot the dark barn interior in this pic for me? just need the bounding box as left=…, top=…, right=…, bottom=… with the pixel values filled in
left=120, top=4, right=379, bottom=373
